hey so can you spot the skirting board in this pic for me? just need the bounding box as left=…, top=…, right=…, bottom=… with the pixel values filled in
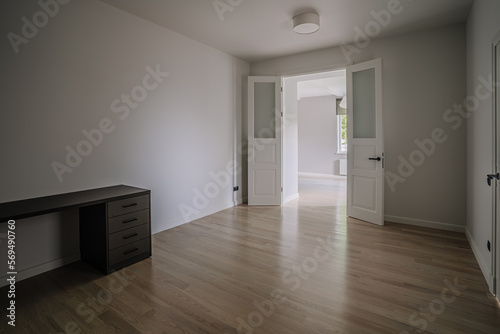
left=298, top=172, right=347, bottom=180
left=284, top=193, right=299, bottom=204
left=152, top=200, right=235, bottom=235
left=385, top=215, right=465, bottom=233
left=0, top=252, right=81, bottom=288
left=465, top=228, right=494, bottom=294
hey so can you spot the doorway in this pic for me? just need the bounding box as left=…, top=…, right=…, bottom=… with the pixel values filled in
left=282, top=69, right=347, bottom=204
left=247, top=59, right=384, bottom=227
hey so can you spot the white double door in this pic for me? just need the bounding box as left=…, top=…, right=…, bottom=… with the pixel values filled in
left=247, top=59, right=384, bottom=227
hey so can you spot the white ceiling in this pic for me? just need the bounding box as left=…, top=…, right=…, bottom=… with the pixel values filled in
left=297, top=69, right=346, bottom=99
left=99, top=0, right=473, bottom=63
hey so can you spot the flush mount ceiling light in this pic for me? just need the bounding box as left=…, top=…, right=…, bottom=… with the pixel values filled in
left=293, top=12, right=320, bottom=34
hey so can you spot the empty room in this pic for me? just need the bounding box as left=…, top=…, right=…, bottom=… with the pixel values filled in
left=1, top=0, right=500, bottom=333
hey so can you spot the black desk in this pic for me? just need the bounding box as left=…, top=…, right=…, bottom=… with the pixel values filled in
left=0, top=185, right=152, bottom=274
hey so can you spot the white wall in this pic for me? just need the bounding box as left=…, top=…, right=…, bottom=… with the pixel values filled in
left=298, top=96, right=346, bottom=175
left=465, top=0, right=500, bottom=291
left=0, top=0, right=249, bottom=281
left=251, top=24, right=467, bottom=231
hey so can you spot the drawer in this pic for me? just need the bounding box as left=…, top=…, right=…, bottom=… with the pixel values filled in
left=109, top=237, right=150, bottom=266
left=108, top=194, right=149, bottom=218
left=108, top=209, right=149, bottom=234
left=108, top=224, right=150, bottom=250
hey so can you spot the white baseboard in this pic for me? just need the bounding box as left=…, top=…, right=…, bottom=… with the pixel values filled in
left=385, top=215, right=465, bottom=233
left=235, top=196, right=247, bottom=205
left=298, top=172, right=346, bottom=180
left=465, top=228, right=494, bottom=294
left=284, top=193, right=299, bottom=204
left=0, top=252, right=81, bottom=287
left=152, top=200, right=235, bottom=234
left=387, top=216, right=494, bottom=293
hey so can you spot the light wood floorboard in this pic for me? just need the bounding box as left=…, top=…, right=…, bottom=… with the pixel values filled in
left=2, top=177, right=499, bottom=333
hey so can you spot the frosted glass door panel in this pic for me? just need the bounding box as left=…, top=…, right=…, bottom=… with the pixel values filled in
left=352, top=68, right=376, bottom=139
left=254, top=82, right=276, bottom=139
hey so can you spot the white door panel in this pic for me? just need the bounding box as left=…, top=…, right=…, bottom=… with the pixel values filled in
left=352, top=143, right=378, bottom=171
left=253, top=170, right=278, bottom=196
left=347, top=59, right=384, bottom=226
left=254, top=143, right=277, bottom=164
left=352, top=176, right=377, bottom=209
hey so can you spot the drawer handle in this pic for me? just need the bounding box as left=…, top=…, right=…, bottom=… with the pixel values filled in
left=123, top=218, right=138, bottom=224
left=122, top=203, right=138, bottom=208
left=123, top=233, right=139, bottom=240
left=124, top=248, right=139, bottom=255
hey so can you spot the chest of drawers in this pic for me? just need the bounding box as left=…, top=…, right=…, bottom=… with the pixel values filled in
left=80, top=191, right=151, bottom=274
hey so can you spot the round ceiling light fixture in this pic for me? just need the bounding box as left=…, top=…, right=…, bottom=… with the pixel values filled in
left=293, top=12, right=320, bottom=34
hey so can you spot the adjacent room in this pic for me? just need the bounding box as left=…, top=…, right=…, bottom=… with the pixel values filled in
left=282, top=69, right=348, bottom=208
left=296, top=70, right=347, bottom=199
left=1, top=0, right=500, bottom=333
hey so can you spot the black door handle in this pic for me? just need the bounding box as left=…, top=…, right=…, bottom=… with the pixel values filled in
left=487, top=173, right=499, bottom=186
left=369, top=157, right=381, bottom=161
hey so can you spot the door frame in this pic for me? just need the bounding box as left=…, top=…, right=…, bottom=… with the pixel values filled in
left=492, top=29, right=500, bottom=297
left=254, top=61, right=385, bottom=210
left=281, top=65, right=349, bottom=203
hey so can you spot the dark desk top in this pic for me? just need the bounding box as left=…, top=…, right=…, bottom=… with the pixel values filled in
left=0, top=185, right=150, bottom=222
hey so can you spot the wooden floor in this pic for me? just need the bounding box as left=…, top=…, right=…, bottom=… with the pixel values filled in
left=2, top=177, right=500, bottom=333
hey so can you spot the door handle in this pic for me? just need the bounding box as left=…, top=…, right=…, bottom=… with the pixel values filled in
left=369, top=157, right=381, bottom=161
left=487, top=173, right=499, bottom=186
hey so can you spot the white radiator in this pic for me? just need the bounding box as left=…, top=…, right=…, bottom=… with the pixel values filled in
left=338, top=159, right=347, bottom=176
